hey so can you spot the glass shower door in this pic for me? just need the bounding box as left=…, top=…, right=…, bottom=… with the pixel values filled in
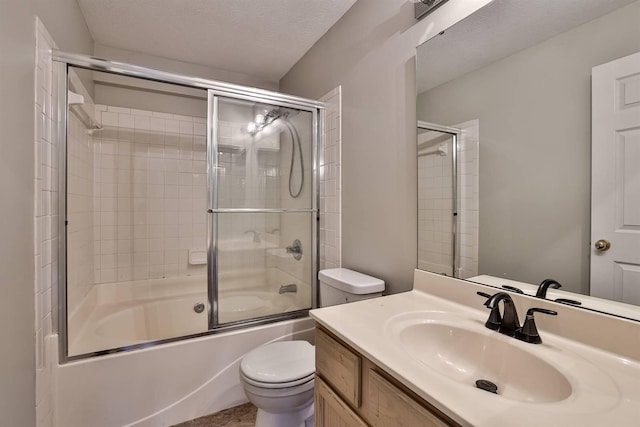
left=64, top=67, right=211, bottom=357
left=209, top=94, right=317, bottom=326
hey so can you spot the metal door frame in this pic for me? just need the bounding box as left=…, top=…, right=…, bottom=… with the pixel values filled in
left=208, top=91, right=320, bottom=329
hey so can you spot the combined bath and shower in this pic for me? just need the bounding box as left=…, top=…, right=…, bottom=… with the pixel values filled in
left=248, top=108, right=305, bottom=198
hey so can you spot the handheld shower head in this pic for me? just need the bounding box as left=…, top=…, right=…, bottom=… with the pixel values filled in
left=264, top=109, right=288, bottom=124
left=246, top=109, right=288, bottom=134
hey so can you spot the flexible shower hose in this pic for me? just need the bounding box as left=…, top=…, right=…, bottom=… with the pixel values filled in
left=281, top=118, right=304, bottom=198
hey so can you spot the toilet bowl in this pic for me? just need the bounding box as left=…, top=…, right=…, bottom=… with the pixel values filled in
left=239, top=268, right=385, bottom=427
left=240, top=341, right=316, bottom=427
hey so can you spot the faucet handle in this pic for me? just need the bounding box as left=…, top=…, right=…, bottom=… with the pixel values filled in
left=515, top=308, right=557, bottom=344
left=476, top=291, right=501, bottom=330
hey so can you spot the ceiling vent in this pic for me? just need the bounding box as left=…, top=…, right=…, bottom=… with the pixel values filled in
left=415, top=0, right=450, bottom=20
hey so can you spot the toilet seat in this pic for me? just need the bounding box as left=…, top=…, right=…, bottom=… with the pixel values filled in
left=240, top=341, right=315, bottom=389
left=240, top=371, right=314, bottom=389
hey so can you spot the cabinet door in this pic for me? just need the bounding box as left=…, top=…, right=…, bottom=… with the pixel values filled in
left=315, top=376, right=368, bottom=427
left=368, top=370, right=449, bottom=427
left=316, top=327, right=362, bottom=407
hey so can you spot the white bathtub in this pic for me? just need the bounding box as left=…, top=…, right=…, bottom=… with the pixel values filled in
left=57, top=263, right=314, bottom=426
left=52, top=316, right=315, bottom=427
left=69, top=272, right=311, bottom=356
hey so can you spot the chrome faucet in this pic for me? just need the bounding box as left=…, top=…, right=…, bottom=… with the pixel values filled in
left=286, top=239, right=303, bottom=260
left=535, top=278, right=561, bottom=298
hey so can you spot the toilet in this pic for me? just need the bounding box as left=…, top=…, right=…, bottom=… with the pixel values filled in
left=239, top=268, right=385, bottom=427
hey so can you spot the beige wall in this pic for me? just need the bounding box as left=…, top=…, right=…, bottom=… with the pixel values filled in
left=0, top=0, right=94, bottom=424
left=280, top=0, right=492, bottom=293
left=417, top=2, right=640, bottom=294
left=36, top=0, right=94, bottom=93
left=35, top=0, right=93, bottom=56
left=0, top=1, right=36, bottom=424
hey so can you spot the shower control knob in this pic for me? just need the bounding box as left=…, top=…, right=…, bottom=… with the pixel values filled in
left=193, top=302, right=205, bottom=314
left=594, top=239, right=611, bottom=251
left=286, top=239, right=303, bottom=261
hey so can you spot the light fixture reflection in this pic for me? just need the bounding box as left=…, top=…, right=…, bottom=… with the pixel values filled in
left=246, top=122, right=258, bottom=134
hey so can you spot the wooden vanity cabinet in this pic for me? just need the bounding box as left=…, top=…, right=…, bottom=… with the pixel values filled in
left=316, top=376, right=369, bottom=427
left=315, top=326, right=459, bottom=427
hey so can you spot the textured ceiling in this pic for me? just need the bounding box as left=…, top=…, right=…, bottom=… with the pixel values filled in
left=417, top=0, right=637, bottom=94
left=77, top=0, right=357, bottom=82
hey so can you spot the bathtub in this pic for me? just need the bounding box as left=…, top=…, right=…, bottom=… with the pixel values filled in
left=68, top=272, right=311, bottom=356
left=52, top=316, right=314, bottom=426
left=56, top=253, right=314, bottom=426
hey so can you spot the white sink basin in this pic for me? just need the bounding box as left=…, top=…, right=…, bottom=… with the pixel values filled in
left=385, top=312, right=572, bottom=403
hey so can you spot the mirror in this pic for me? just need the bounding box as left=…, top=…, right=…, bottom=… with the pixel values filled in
left=416, top=0, right=640, bottom=320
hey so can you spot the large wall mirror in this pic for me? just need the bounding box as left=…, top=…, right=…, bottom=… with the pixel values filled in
left=416, top=0, right=640, bottom=320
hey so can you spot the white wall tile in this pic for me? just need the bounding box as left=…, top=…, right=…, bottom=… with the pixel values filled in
left=319, top=87, right=342, bottom=270
left=92, top=106, right=208, bottom=282
left=34, top=20, right=58, bottom=426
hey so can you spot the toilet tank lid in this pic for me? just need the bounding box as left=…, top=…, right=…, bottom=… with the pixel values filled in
left=318, top=268, right=385, bottom=294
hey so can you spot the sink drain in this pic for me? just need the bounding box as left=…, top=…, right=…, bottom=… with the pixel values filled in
left=475, top=379, right=498, bottom=394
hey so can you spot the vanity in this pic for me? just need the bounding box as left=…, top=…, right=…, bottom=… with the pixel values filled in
left=310, top=270, right=640, bottom=426
left=314, top=326, right=455, bottom=427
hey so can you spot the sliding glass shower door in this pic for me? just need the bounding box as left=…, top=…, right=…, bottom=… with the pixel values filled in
left=208, top=95, right=317, bottom=326
left=59, top=52, right=321, bottom=361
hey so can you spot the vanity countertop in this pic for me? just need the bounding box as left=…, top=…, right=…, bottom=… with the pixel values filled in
left=310, top=285, right=640, bottom=426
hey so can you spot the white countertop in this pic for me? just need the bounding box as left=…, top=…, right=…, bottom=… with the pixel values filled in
left=310, top=289, right=640, bottom=426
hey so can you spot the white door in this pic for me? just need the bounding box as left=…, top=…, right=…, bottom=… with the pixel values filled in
left=591, top=51, right=640, bottom=305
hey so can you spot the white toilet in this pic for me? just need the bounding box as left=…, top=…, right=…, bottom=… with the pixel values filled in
left=239, top=268, right=385, bottom=427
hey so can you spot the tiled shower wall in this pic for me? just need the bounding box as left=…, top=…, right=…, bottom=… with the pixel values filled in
left=66, top=111, right=95, bottom=312
left=92, top=108, right=298, bottom=285
left=319, top=87, right=342, bottom=270
left=34, top=19, right=56, bottom=427
left=92, top=106, right=208, bottom=283
left=35, top=21, right=99, bottom=426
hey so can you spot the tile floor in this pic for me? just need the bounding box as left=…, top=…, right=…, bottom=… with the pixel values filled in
left=172, top=402, right=257, bottom=427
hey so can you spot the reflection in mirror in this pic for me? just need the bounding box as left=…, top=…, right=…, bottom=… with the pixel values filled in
left=416, top=0, right=640, bottom=320
left=417, top=126, right=456, bottom=276
left=417, top=122, right=480, bottom=279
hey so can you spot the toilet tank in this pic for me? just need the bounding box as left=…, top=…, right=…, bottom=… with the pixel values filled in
left=318, top=268, right=385, bottom=307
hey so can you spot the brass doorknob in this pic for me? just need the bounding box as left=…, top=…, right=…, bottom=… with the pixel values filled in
left=594, top=239, right=611, bottom=251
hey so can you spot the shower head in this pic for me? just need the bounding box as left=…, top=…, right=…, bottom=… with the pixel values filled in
left=264, top=109, right=289, bottom=124
left=247, top=108, right=289, bottom=135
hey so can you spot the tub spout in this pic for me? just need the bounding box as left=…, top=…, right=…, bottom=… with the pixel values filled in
left=279, top=284, right=298, bottom=294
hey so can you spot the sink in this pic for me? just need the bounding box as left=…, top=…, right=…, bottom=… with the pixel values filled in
left=385, top=312, right=572, bottom=403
